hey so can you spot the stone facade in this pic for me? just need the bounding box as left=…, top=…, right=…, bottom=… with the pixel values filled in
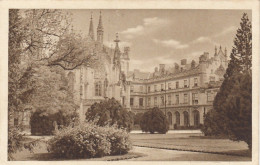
left=67, top=12, right=131, bottom=122
left=128, top=46, right=228, bottom=129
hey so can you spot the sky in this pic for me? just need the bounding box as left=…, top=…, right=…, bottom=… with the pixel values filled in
left=69, top=9, right=252, bottom=72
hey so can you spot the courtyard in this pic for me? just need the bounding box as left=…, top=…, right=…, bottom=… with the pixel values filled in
left=12, top=131, right=251, bottom=161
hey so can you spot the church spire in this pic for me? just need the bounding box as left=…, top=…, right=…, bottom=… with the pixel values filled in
left=97, top=11, right=104, bottom=44
left=214, top=45, right=217, bottom=56
left=113, top=33, right=121, bottom=66
left=88, top=12, right=94, bottom=41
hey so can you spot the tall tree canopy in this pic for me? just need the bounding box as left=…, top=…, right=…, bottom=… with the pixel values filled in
left=202, top=13, right=252, bottom=150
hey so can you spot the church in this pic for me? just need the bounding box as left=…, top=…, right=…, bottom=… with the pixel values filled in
left=66, top=12, right=132, bottom=121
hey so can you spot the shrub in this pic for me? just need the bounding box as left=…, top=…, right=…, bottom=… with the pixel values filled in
left=140, top=107, right=169, bottom=134
left=105, top=125, right=132, bottom=155
left=30, top=109, right=78, bottom=135
left=8, top=127, right=23, bottom=160
left=47, top=122, right=132, bottom=159
left=85, top=98, right=134, bottom=132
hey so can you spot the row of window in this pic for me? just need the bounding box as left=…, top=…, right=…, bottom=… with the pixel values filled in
left=130, top=91, right=215, bottom=107
left=130, top=93, right=199, bottom=107
left=130, top=78, right=198, bottom=93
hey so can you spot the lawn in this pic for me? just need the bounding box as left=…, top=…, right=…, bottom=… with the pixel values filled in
left=130, top=133, right=251, bottom=157
left=11, top=136, right=144, bottom=161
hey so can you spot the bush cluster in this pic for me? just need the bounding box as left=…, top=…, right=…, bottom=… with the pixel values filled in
left=30, top=109, right=78, bottom=135
left=47, top=122, right=132, bottom=159
left=140, top=107, right=169, bottom=134
left=85, top=98, right=134, bottom=132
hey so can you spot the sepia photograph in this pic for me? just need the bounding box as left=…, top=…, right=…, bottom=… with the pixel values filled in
left=1, top=1, right=258, bottom=163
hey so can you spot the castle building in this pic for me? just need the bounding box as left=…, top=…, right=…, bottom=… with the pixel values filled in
left=128, top=46, right=228, bottom=129
left=67, top=12, right=131, bottom=121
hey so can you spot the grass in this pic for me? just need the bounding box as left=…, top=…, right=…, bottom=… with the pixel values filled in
left=12, top=137, right=145, bottom=161
left=130, top=133, right=251, bottom=158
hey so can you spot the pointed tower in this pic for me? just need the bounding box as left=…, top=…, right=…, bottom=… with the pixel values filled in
left=214, top=45, right=217, bottom=56
left=88, top=13, right=94, bottom=41
left=97, top=11, right=104, bottom=44
left=113, top=33, right=121, bottom=66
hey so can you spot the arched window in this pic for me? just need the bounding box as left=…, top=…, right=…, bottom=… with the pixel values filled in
left=175, top=111, right=180, bottom=125
left=183, top=111, right=189, bottom=127
left=193, top=110, right=200, bottom=126
left=95, top=81, right=102, bottom=96
left=67, top=72, right=75, bottom=92
left=167, top=112, right=172, bottom=125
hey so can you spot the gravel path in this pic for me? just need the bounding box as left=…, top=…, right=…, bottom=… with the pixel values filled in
left=127, top=146, right=251, bottom=161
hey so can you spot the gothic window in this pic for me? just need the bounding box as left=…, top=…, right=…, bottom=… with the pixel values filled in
left=67, top=72, right=75, bottom=92
left=183, top=111, right=189, bottom=127
left=192, top=93, right=198, bottom=105
left=194, top=78, right=198, bottom=87
left=95, top=81, right=102, bottom=96
left=175, top=111, right=180, bottom=125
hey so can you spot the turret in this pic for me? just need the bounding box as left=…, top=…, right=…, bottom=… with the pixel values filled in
left=113, top=33, right=121, bottom=67
left=88, top=13, right=94, bottom=41
left=97, top=11, right=104, bottom=44
left=214, top=45, right=217, bottom=56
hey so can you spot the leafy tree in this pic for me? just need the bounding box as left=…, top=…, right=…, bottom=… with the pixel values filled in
left=202, top=13, right=252, bottom=150
left=140, top=107, right=169, bottom=134
left=8, top=9, right=86, bottom=158
left=85, top=98, right=134, bottom=132
left=133, top=113, right=144, bottom=125
left=225, top=72, right=252, bottom=149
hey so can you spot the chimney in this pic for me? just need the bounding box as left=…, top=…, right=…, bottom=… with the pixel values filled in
left=124, top=47, right=130, bottom=55
left=199, top=52, right=209, bottom=63
left=181, top=59, right=187, bottom=65
left=159, top=64, right=165, bottom=71
left=174, top=63, right=179, bottom=70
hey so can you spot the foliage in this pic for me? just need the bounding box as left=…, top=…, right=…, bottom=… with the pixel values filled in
left=105, top=125, right=132, bottom=155
left=140, top=107, right=169, bottom=134
left=8, top=9, right=85, bottom=157
left=133, top=113, right=143, bottom=125
left=30, top=109, right=78, bottom=135
left=203, top=13, right=252, bottom=150
left=8, top=127, right=24, bottom=160
left=224, top=72, right=252, bottom=149
left=85, top=98, right=134, bottom=132
left=47, top=122, right=132, bottom=159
